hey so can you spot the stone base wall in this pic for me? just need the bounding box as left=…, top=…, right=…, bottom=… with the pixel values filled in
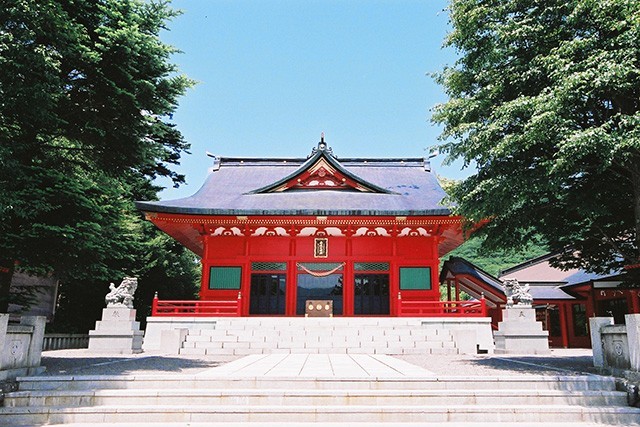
left=0, top=314, right=46, bottom=381
left=143, top=316, right=495, bottom=355
left=590, top=315, right=640, bottom=407
left=590, top=314, right=640, bottom=372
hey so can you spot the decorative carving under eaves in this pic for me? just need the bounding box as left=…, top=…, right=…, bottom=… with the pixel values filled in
left=251, top=226, right=289, bottom=237
left=298, top=226, right=345, bottom=237
left=398, top=226, right=433, bottom=237
left=297, top=166, right=348, bottom=189
left=209, top=226, right=244, bottom=236
left=354, top=227, right=392, bottom=237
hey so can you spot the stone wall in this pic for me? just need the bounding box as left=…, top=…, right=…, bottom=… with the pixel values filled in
left=0, top=314, right=46, bottom=381
left=590, top=314, right=640, bottom=373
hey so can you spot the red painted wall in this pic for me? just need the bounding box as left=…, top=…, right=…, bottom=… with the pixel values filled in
left=200, top=233, right=440, bottom=316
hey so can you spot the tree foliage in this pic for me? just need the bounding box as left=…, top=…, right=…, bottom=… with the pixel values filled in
left=433, top=0, right=640, bottom=275
left=0, top=0, right=199, bottom=317
left=444, top=236, right=548, bottom=277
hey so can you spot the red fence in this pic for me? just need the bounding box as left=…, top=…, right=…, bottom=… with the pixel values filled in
left=152, top=293, right=242, bottom=317
left=151, top=293, right=487, bottom=318
left=396, top=294, right=487, bottom=317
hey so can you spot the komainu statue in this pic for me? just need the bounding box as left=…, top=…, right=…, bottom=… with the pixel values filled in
left=105, top=277, right=138, bottom=309
left=502, top=277, right=533, bottom=308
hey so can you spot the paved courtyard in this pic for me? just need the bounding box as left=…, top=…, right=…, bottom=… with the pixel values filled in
left=39, top=348, right=596, bottom=378
left=196, top=354, right=435, bottom=378
left=6, top=348, right=638, bottom=427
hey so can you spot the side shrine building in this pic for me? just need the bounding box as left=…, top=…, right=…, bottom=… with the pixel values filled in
left=136, top=139, right=470, bottom=318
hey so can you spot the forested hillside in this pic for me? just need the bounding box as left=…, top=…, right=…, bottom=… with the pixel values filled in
left=444, top=236, right=548, bottom=277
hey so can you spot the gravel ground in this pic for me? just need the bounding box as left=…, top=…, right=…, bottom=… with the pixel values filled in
left=39, top=348, right=596, bottom=377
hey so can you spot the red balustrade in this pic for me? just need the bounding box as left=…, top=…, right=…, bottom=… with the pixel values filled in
left=150, top=293, right=488, bottom=318
left=151, top=293, right=242, bottom=317
left=396, top=294, right=487, bottom=317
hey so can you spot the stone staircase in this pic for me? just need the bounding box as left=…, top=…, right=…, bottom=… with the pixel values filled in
left=2, top=370, right=640, bottom=425
left=176, top=318, right=478, bottom=356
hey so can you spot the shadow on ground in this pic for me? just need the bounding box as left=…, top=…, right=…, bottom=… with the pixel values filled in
left=40, top=355, right=220, bottom=376
left=469, top=355, right=598, bottom=376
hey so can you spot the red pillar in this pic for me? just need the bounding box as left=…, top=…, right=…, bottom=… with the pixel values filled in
left=286, top=231, right=297, bottom=316
left=151, top=292, right=159, bottom=316
left=559, top=303, right=569, bottom=348
left=343, top=231, right=354, bottom=316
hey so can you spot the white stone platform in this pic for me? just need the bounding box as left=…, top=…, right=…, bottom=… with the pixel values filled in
left=143, top=317, right=494, bottom=356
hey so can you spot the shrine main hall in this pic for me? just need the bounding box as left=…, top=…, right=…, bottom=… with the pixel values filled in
left=136, top=138, right=475, bottom=319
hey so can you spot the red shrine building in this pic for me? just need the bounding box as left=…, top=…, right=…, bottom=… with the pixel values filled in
left=441, top=254, right=640, bottom=348
left=136, top=139, right=476, bottom=317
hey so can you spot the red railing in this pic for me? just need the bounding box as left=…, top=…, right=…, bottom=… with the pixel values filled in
left=150, top=292, right=488, bottom=318
left=151, top=292, right=242, bottom=317
left=396, top=293, right=488, bottom=317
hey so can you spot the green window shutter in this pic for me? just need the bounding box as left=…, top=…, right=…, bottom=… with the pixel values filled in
left=209, top=266, right=242, bottom=290
left=354, top=262, right=390, bottom=271
left=251, top=262, right=287, bottom=271
left=399, top=267, right=431, bottom=290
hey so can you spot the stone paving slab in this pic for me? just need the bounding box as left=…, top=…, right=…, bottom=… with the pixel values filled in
left=38, top=348, right=596, bottom=378
left=196, top=354, right=434, bottom=378
left=20, top=422, right=637, bottom=427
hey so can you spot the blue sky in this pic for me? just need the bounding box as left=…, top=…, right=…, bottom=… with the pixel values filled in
left=158, top=0, right=470, bottom=199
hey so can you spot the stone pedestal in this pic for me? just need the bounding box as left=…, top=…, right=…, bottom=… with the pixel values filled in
left=0, top=314, right=46, bottom=380
left=88, top=308, right=143, bottom=354
left=494, top=306, right=549, bottom=354
left=589, top=317, right=615, bottom=368
left=625, top=314, right=640, bottom=372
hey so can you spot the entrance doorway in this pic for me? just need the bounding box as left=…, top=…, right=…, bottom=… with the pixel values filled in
left=296, top=273, right=343, bottom=315
left=354, top=274, right=390, bottom=315
left=250, top=273, right=286, bottom=315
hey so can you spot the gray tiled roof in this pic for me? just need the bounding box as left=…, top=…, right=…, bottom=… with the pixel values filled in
left=499, top=253, right=620, bottom=287
left=136, top=156, right=451, bottom=216
left=441, top=256, right=575, bottom=301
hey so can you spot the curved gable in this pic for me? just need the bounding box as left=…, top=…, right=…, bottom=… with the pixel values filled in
left=249, top=140, right=396, bottom=194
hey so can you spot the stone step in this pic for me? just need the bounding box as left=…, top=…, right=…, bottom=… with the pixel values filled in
left=15, top=375, right=617, bottom=392
left=186, top=333, right=452, bottom=342
left=184, top=339, right=456, bottom=349
left=2, top=404, right=640, bottom=425
left=180, top=325, right=460, bottom=357
left=178, top=347, right=460, bottom=356
left=211, top=318, right=430, bottom=326
left=15, top=422, right=639, bottom=427
left=193, top=326, right=452, bottom=334
left=4, top=388, right=628, bottom=408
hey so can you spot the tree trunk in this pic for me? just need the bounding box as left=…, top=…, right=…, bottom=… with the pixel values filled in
left=0, top=259, right=15, bottom=313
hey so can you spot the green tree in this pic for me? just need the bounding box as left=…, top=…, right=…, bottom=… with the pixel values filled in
left=0, top=0, right=195, bottom=312
left=443, top=235, right=548, bottom=277
left=433, top=0, right=640, bottom=275
left=50, top=226, right=200, bottom=333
